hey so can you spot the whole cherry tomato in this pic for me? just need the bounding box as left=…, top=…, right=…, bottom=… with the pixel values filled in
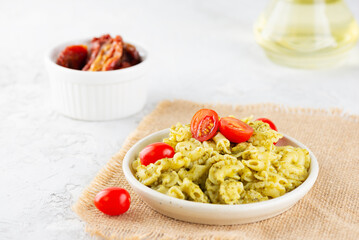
left=139, top=142, right=175, bottom=166
left=190, top=109, right=219, bottom=142
left=256, top=118, right=278, bottom=131
left=219, top=117, right=253, bottom=143
left=94, top=187, right=131, bottom=216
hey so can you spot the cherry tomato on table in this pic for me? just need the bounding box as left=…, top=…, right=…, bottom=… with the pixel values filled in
left=139, top=142, right=175, bottom=166
left=219, top=117, right=253, bottom=143
left=256, top=118, right=278, bottom=131
left=190, top=109, right=219, bottom=142
left=94, top=187, right=131, bottom=216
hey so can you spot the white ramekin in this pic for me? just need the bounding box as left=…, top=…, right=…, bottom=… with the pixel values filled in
left=123, top=129, right=319, bottom=225
left=45, top=39, right=149, bottom=121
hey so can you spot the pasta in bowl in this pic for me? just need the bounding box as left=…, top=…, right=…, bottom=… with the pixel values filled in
left=123, top=111, right=318, bottom=225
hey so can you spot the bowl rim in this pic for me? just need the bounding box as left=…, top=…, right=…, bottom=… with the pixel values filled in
left=44, top=37, right=148, bottom=77
left=122, top=128, right=319, bottom=211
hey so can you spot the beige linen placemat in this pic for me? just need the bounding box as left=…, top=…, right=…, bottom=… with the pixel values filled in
left=73, top=100, right=359, bottom=240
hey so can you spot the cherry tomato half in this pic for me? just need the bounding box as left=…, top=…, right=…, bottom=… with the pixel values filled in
left=219, top=117, right=253, bottom=143
left=94, top=187, right=131, bottom=216
left=190, top=109, right=219, bottom=142
left=256, top=118, right=278, bottom=131
left=139, top=142, right=175, bottom=166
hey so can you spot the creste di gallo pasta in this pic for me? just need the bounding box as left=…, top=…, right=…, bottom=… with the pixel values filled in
left=132, top=116, right=311, bottom=204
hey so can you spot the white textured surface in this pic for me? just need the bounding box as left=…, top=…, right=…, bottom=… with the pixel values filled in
left=1, top=0, right=359, bottom=239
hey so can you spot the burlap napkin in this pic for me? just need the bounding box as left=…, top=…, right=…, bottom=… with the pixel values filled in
left=73, top=100, right=359, bottom=240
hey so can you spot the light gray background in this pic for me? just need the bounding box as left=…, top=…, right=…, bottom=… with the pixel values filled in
left=1, top=0, right=358, bottom=239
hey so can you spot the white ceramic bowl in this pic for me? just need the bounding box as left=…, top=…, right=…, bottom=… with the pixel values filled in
left=45, top=38, right=149, bottom=121
left=123, top=129, right=319, bottom=225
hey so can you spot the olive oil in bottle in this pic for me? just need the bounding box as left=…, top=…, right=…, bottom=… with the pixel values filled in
left=254, top=0, right=359, bottom=68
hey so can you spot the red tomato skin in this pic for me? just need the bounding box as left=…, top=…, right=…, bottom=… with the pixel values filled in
left=190, top=109, right=219, bottom=142
left=219, top=117, right=254, bottom=143
left=94, top=187, right=131, bottom=216
left=56, top=45, right=88, bottom=70
left=256, top=118, right=278, bottom=131
left=139, top=142, right=175, bottom=166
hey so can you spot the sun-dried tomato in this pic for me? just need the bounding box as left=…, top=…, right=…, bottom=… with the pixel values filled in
left=89, top=35, right=124, bottom=71
left=124, top=43, right=141, bottom=65
left=56, top=34, right=142, bottom=71
left=82, top=34, right=112, bottom=71
left=102, top=35, right=124, bottom=70
left=56, top=45, right=88, bottom=70
left=119, top=43, right=141, bottom=69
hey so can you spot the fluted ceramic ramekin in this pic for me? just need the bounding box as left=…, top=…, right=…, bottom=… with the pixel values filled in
left=45, top=39, right=148, bottom=121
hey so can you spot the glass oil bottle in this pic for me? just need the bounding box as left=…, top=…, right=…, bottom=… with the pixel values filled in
left=254, top=0, right=359, bottom=68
